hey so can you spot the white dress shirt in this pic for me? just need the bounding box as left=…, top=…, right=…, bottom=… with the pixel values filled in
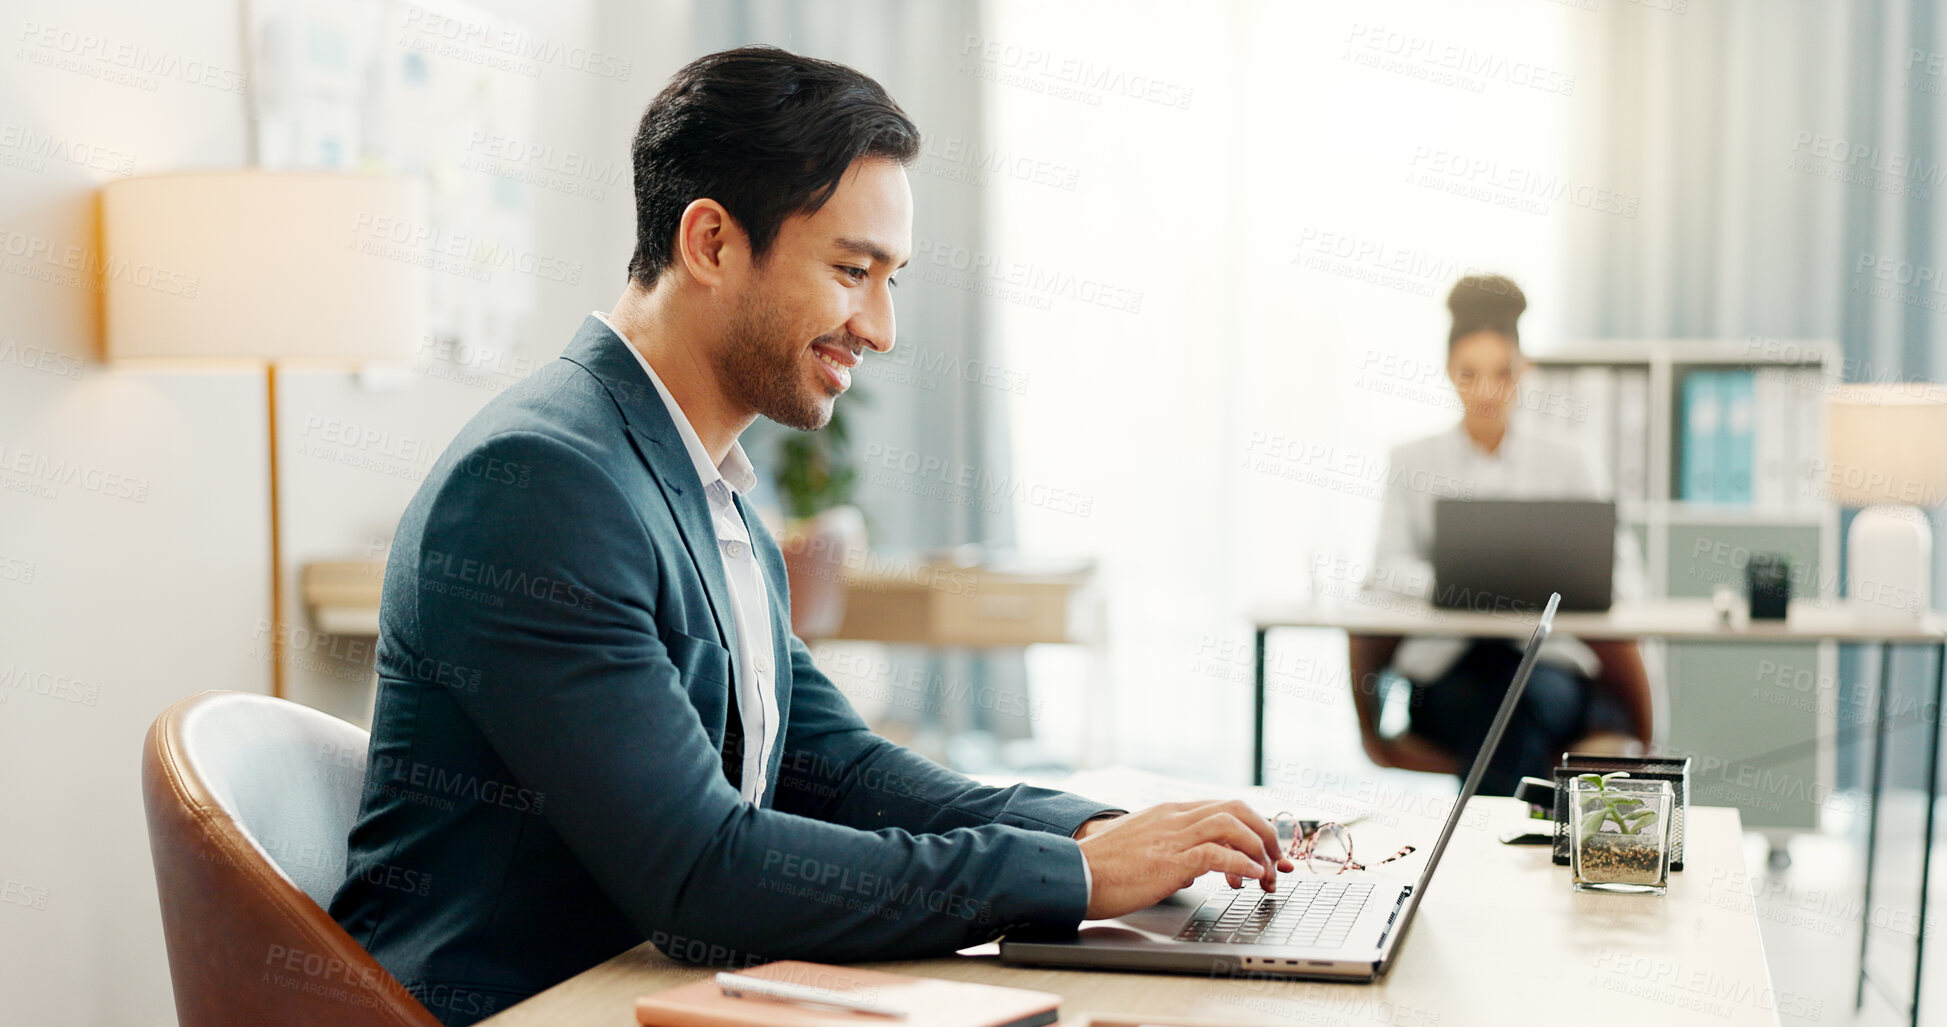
left=1368, top=422, right=1646, bottom=682
left=594, top=311, right=779, bottom=805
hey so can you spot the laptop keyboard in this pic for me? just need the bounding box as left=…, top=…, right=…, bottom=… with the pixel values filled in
left=1173, top=879, right=1375, bottom=947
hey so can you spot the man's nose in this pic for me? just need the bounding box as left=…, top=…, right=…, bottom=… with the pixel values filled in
left=853, top=287, right=896, bottom=353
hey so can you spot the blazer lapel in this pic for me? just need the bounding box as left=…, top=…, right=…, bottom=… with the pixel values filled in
left=560, top=315, right=742, bottom=685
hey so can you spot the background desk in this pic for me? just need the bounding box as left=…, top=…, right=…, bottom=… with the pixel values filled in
left=816, top=560, right=1109, bottom=767
left=303, top=558, right=1113, bottom=764
left=1247, top=596, right=1947, bottom=1027
left=479, top=794, right=1777, bottom=1027
left=301, top=559, right=1098, bottom=646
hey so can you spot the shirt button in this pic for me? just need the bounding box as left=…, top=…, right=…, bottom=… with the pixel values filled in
left=722, top=540, right=745, bottom=558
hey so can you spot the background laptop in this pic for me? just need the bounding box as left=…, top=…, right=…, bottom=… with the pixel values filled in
left=999, top=594, right=1560, bottom=981
left=1432, top=499, right=1614, bottom=612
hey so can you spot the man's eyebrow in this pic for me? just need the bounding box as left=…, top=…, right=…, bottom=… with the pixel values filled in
left=834, top=237, right=910, bottom=270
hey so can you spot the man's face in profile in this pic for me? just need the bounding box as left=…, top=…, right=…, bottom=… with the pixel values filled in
left=714, top=157, right=913, bottom=431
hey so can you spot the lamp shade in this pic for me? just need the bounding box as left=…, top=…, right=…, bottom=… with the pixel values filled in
left=100, top=171, right=427, bottom=364
left=1823, top=383, right=1947, bottom=508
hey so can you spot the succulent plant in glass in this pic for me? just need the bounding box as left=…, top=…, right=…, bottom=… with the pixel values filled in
left=1569, top=773, right=1672, bottom=894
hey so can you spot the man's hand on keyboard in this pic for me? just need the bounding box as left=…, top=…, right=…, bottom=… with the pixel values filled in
left=1078, top=800, right=1295, bottom=920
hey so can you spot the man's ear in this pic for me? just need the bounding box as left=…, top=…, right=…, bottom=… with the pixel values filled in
left=675, top=198, right=745, bottom=291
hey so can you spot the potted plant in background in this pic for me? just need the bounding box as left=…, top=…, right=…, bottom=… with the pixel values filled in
left=1569, top=772, right=1673, bottom=894
left=774, top=392, right=869, bottom=640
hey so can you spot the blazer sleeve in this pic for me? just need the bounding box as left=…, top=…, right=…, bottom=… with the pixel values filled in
left=768, top=629, right=1123, bottom=838
left=405, top=429, right=1091, bottom=963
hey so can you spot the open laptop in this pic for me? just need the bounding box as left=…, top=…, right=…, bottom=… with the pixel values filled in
left=1432, top=499, right=1614, bottom=612
left=999, top=593, right=1560, bottom=981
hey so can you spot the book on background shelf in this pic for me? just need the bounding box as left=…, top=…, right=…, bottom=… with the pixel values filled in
left=1680, top=371, right=1723, bottom=503
left=1517, top=364, right=1649, bottom=508
left=1574, top=365, right=1616, bottom=495
left=1787, top=370, right=1827, bottom=515
left=1719, top=371, right=1755, bottom=504
left=1614, top=368, right=1650, bottom=505
left=1754, top=368, right=1791, bottom=511
left=1675, top=367, right=1825, bottom=515
left=1522, top=358, right=1823, bottom=518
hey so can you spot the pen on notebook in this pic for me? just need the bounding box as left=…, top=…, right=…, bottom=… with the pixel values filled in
left=714, top=972, right=909, bottom=1018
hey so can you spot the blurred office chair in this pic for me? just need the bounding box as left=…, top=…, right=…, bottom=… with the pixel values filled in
left=142, top=690, right=440, bottom=1027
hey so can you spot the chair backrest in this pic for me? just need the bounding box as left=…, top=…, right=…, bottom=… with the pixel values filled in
left=142, top=690, right=440, bottom=1027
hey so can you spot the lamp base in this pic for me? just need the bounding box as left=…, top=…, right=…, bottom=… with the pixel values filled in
left=1846, top=505, right=1932, bottom=621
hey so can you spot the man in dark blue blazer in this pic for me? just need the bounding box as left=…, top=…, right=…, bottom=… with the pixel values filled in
left=330, top=45, right=1288, bottom=1026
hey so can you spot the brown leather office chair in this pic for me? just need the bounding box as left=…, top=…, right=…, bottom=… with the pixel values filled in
left=142, top=690, right=441, bottom=1027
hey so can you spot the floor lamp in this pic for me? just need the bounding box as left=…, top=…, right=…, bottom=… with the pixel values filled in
left=99, top=171, right=427, bottom=698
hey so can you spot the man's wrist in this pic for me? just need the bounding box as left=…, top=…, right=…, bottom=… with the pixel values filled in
left=1072, top=811, right=1124, bottom=907
left=1072, top=810, right=1125, bottom=841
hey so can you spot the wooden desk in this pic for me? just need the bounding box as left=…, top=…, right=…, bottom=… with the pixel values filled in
left=821, top=561, right=1105, bottom=764
left=829, top=562, right=1095, bottom=647
left=480, top=797, right=1780, bottom=1027
left=1248, top=596, right=1947, bottom=1027
left=299, top=559, right=1098, bottom=648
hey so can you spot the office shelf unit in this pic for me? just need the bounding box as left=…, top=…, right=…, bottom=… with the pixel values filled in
left=1516, top=339, right=1842, bottom=833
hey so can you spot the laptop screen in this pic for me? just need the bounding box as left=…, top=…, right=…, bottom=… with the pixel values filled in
left=1378, top=592, right=1558, bottom=965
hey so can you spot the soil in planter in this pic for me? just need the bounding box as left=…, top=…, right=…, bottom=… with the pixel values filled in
left=1576, top=834, right=1664, bottom=885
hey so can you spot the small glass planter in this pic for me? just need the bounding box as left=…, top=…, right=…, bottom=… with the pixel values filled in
left=1569, top=776, right=1672, bottom=894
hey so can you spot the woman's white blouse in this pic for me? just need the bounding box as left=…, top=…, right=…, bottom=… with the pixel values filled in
left=1367, top=423, right=1647, bottom=682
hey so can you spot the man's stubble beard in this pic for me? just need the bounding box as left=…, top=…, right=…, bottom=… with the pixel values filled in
left=715, top=289, right=835, bottom=432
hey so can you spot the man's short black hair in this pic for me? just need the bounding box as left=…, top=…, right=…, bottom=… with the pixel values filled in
left=627, top=45, right=922, bottom=287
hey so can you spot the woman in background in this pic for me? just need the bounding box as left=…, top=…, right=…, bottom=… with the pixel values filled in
left=1348, top=274, right=1654, bottom=796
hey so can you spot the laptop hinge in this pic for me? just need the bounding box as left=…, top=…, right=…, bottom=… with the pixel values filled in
left=1373, top=886, right=1413, bottom=949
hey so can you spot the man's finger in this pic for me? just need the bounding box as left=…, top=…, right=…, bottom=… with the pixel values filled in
left=1187, top=842, right=1264, bottom=882
left=1218, top=799, right=1283, bottom=863
left=1189, top=812, right=1279, bottom=877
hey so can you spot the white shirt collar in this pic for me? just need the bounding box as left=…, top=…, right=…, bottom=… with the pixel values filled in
left=591, top=311, right=758, bottom=496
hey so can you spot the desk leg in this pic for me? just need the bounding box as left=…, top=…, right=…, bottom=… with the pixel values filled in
left=1859, top=642, right=1894, bottom=1012
left=1911, top=639, right=1945, bottom=1027
left=1253, top=627, right=1268, bottom=787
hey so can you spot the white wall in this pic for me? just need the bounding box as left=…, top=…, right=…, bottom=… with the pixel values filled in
left=275, top=0, right=692, bottom=728
left=0, top=0, right=689, bottom=1021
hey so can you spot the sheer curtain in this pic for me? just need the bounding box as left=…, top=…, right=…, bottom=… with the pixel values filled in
left=1559, top=0, right=1945, bottom=794
left=985, top=0, right=1581, bottom=780
left=693, top=1, right=1040, bottom=763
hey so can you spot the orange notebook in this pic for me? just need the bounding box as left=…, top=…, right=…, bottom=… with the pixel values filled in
left=634, top=961, right=1059, bottom=1027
